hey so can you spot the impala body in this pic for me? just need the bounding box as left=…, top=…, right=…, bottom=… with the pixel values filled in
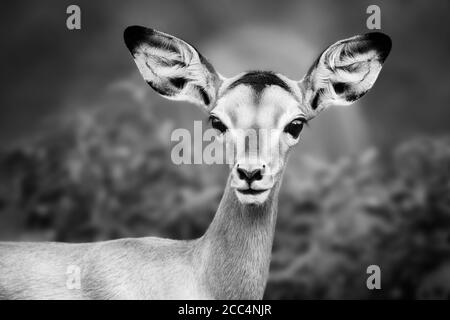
left=0, top=26, right=391, bottom=299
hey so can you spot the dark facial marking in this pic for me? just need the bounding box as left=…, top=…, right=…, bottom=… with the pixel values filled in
left=228, top=71, right=292, bottom=95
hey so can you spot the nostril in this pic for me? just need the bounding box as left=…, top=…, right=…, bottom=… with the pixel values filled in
left=254, top=169, right=263, bottom=181
left=237, top=168, right=247, bottom=181
left=237, top=168, right=263, bottom=183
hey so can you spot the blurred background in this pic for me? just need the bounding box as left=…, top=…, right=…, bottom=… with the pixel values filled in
left=1, top=0, right=450, bottom=299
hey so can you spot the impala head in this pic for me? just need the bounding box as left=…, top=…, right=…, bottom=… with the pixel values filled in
left=124, top=26, right=391, bottom=205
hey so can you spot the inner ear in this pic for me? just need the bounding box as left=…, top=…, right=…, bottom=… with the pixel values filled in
left=124, top=26, right=222, bottom=110
left=303, top=32, right=392, bottom=112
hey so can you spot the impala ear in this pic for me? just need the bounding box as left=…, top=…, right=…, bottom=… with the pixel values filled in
left=300, top=32, right=391, bottom=117
left=124, top=26, right=222, bottom=111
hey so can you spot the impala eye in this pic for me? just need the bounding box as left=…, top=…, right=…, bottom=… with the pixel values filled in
left=284, top=118, right=305, bottom=139
left=209, top=116, right=228, bottom=134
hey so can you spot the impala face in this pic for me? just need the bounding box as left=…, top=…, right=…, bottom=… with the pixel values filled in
left=212, top=74, right=305, bottom=204
left=124, top=26, right=391, bottom=205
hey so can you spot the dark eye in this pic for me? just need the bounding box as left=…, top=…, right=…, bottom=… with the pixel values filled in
left=209, top=116, right=228, bottom=134
left=284, top=118, right=305, bottom=139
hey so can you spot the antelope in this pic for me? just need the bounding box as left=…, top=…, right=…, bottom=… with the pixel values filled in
left=0, top=26, right=391, bottom=300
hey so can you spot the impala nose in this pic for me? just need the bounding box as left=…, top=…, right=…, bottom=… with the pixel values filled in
left=236, top=165, right=264, bottom=185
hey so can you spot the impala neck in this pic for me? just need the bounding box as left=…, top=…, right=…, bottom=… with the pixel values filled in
left=196, top=175, right=280, bottom=299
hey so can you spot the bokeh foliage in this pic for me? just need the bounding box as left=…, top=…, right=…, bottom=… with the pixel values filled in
left=0, top=102, right=449, bottom=299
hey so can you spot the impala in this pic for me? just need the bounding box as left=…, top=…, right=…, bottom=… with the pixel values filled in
left=0, top=26, right=391, bottom=299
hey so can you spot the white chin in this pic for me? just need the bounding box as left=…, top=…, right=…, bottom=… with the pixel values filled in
left=235, top=189, right=270, bottom=205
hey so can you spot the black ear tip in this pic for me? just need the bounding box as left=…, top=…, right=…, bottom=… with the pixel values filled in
left=123, top=25, right=155, bottom=52
left=365, top=32, right=392, bottom=62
